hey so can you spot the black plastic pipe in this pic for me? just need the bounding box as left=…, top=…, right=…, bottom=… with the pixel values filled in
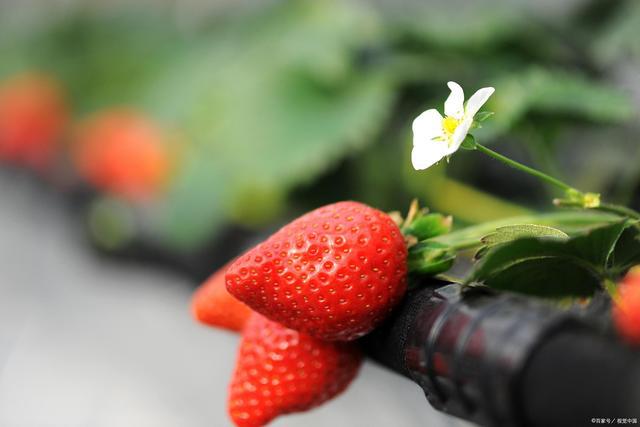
left=361, top=281, right=640, bottom=427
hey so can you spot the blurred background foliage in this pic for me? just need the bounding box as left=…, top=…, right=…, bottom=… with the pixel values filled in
left=1, top=0, right=639, bottom=278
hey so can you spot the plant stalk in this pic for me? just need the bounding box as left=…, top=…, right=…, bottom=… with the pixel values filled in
left=474, top=142, right=577, bottom=194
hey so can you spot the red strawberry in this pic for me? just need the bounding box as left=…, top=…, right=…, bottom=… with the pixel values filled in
left=226, top=201, right=407, bottom=341
left=192, top=263, right=252, bottom=332
left=228, top=313, right=362, bottom=427
left=0, top=72, right=68, bottom=171
left=613, top=267, right=640, bottom=345
left=72, top=109, right=171, bottom=201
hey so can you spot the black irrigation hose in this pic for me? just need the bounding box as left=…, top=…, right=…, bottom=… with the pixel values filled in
left=361, top=281, right=640, bottom=427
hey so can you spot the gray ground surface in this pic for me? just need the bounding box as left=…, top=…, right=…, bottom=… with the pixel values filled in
left=0, top=171, right=468, bottom=427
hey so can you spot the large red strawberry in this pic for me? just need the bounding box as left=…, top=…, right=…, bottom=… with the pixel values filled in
left=228, top=313, right=362, bottom=427
left=613, top=267, right=640, bottom=345
left=192, top=263, right=252, bottom=332
left=226, top=201, right=407, bottom=341
left=0, top=72, right=68, bottom=171
left=72, top=109, right=171, bottom=201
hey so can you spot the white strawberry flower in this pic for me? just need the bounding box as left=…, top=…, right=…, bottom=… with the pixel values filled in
left=411, top=82, right=495, bottom=170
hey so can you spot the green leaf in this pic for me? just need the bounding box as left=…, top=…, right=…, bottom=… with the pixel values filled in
left=0, top=9, right=189, bottom=111
left=592, top=1, right=640, bottom=66
left=460, top=134, right=477, bottom=150
left=433, top=211, right=620, bottom=250
left=481, top=224, right=569, bottom=246
left=479, top=68, right=634, bottom=139
left=473, top=256, right=602, bottom=298
left=372, top=0, right=527, bottom=48
left=474, top=111, right=495, bottom=122
left=141, top=0, right=394, bottom=249
left=476, top=224, right=569, bottom=259
left=609, top=224, right=640, bottom=275
left=467, top=220, right=637, bottom=297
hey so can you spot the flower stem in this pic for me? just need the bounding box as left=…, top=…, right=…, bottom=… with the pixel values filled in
left=595, top=203, right=640, bottom=220
left=474, top=142, right=577, bottom=194
left=553, top=199, right=640, bottom=220
left=464, top=139, right=640, bottom=220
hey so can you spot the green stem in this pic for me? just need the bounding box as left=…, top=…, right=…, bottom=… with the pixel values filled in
left=603, top=278, right=618, bottom=300
left=555, top=200, right=640, bottom=221
left=432, top=211, right=620, bottom=250
left=597, top=203, right=640, bottom=220
left=474, top=142, right=577, bottom=194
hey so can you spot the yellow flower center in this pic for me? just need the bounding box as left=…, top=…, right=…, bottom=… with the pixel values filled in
left=442, top=116, right=460, bottom=135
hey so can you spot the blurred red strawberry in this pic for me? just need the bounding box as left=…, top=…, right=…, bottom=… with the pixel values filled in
left=192, top=263, right=252, bottom=332
left=0, top=72, right=68, bottom=171
left=72, top=109, right=171, bottom=200
left=228, top=313, right=362, bottom=427
left=613, top=267, right=640, bottom=345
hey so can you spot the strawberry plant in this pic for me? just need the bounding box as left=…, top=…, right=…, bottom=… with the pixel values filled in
left=191, top=80, right=640, bottom=426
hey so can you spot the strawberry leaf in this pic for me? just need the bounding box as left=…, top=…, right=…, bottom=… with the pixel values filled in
left=609, top=223, right=640, bottom=275
left=141, top=1, right=394, bottom=249
left=467, top=220, right=639, bottom=297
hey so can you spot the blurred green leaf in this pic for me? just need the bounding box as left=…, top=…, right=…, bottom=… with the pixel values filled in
left=592, top=1, right=640, bottom=66
left=142, top=0, right=394, bottom=248
left=0, top=9, right=189, bottom=111
left=372, top=0, right=526, bottom=48
left=480, top=68, right=634, bottom=139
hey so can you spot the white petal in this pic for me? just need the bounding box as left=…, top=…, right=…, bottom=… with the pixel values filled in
left=411, top=140, right=450, bottom=170
left=465, top=86, right=495, bottom=118
left=412, top=108, right=444, bottom=143
left=444, top=81, right=465, bottom=119
left=449, top=116, right=473, bottom=152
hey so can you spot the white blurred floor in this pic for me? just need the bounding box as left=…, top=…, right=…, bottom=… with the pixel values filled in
left=0, top=171, right=469, bottom=427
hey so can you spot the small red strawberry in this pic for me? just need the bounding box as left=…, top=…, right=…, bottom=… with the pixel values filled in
left=613, top=267, right=640, bottom=345
left=226, top=201, right=407, bottom=341
left=72, top=109, right=171, bottom=201
left=192, top=263, right=252, bottom=332
left=0, top=72, right=68, bottom=171
left=228, top=313, right=362, bottom=427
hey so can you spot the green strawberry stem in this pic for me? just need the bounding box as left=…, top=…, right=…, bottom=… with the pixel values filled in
left=430, top=211, right=621, bottom=251
left=473, top=142, right=577, bottom=194
left=467, top=140, right=640, bottom=219
left=596, top=203, right=640, bottom=220
left=406, top=211, right=622, bottom=276
left=604, top=278, right=618, bottom=300
left=555, top=199, right=640, bottom=220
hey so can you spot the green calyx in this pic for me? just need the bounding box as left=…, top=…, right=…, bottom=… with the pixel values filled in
left=555, top=188, right=601, bottom=209
left=407, top=241, right=456, bottom=275
left=404, top=213, right=453, bottom=240
left=397, top=199, right=457, bottom=276
left=400, top=199, right=453, bottom=240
